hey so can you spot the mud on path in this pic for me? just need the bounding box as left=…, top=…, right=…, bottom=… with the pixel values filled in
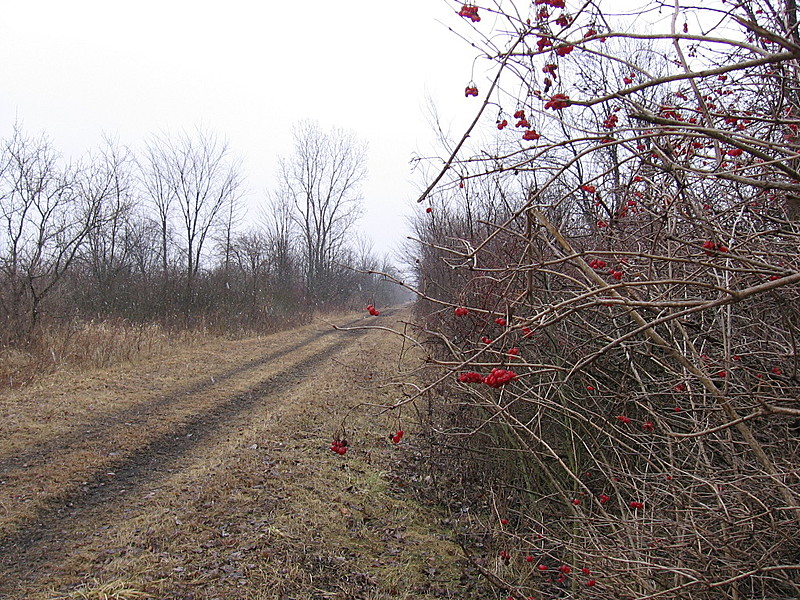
left=0, top=309, right=475, bottom=600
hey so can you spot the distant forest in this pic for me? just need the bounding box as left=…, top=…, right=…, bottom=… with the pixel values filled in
left=0, top=120, right=406, bottom=348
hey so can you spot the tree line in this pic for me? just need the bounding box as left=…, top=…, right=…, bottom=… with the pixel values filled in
left=0, top=120, right=404, bottom=348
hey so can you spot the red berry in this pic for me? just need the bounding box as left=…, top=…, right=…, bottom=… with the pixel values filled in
left=425, top=207, right=432, bottom=213
left=555, top=44, right=574, bottom=56
left=483, top=368, right=518, bottom=388
left=458, top=371, right=484, bottom=384
left=544, top=93, right=570, bottom=110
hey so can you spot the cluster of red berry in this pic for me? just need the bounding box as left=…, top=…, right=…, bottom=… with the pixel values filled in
left=702, top=240, right=729, bottom=255
left=602, top=113, right=619, bottom=129
left=581, top=184, right=596, bottom=193
left=555, top=44, right=574, bottom=56
left=556, top=12, right=574, bottom=26
left=366, top=304, right=380, bottom=316
left=454, top=306, right=470, bottom=316
left=588, top=258, right=607, bottom=269
left=542, top=63, right=558, bottom=76
left=459, top=369, right=518, bottom=387
left=457, top=4, right=481, bottom=22
left=534, top=0, right=565, bottom=8
left=536, top=36, right=553, bottom=52
left=465, top=85, right=479, bottom=97
left=391, top=429, right=405, bottom=444
left=484, top=368, right=519, bottom=388
left=545, top=93, right=571, bottom=110
left=458, top=371, right=485, bottom=383
left=330, top=438, right=348, bottom=455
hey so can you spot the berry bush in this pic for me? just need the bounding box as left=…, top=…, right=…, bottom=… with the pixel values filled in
left=405, top=1, right=800, bottom=598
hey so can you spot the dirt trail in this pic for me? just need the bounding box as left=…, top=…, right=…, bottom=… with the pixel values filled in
left=0, top=309, right=476, bottom=600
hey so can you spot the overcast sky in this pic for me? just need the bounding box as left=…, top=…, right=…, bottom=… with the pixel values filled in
left=0, top=0, right=486, bottom=258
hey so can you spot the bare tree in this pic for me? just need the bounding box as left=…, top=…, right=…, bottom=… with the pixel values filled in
left=258, top=194, right=302, bottom=313
left=0, top=124, right=110, bottom=342
left=276, top=120, right=367, bottom=304
left=78, top=136, right=138, bottom=313
left=141, top=128, right=244, bottom=311
left=140, top=136, right=174, bottom=276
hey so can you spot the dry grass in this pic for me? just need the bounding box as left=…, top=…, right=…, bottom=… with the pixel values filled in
left=0, top=319, right=214, bottom=388
left=50, top=578, right=154, bottom=600
left=0, top=308, right=480, bottom=600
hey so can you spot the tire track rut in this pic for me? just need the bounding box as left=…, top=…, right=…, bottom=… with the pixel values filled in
left=0, top=314, right=381, bottom=588
left=0, top=315, right=364, bottom=475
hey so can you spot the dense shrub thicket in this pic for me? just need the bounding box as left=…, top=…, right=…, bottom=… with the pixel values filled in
left=408, top=1, right=800, bottom=598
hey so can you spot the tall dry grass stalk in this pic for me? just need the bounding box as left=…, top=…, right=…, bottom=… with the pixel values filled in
left=0, top=319, right=212, bottom=388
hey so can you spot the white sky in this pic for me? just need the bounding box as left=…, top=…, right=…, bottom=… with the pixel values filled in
left=0, top=0, right=485, bottom=259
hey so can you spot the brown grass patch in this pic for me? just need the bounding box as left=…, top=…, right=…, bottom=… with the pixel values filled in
left=0, top=309, right=484, bottom=599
